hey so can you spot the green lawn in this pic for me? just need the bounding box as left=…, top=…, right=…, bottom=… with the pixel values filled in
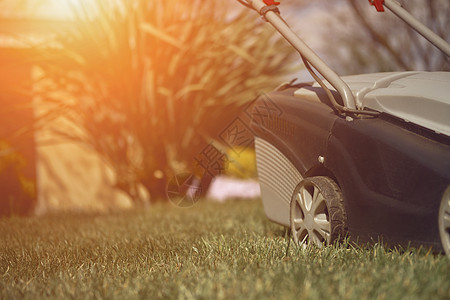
left=0, top=200, right=448, bottom=299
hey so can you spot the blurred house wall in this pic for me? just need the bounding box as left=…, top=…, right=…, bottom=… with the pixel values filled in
left=0, top=18, right=137, bottom=214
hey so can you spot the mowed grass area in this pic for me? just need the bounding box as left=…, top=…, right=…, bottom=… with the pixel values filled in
left=0, top=200, right=448, bottom=299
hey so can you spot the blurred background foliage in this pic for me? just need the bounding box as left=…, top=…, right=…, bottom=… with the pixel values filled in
left=0, top=141, right=36, bottom=216
left=317, top=0, right=449, bottom=74
left=31, top=0, right=296, bottom=202
left=225, top=148, right=257, bottom=179
left=0, top=0, right=448, bottom=211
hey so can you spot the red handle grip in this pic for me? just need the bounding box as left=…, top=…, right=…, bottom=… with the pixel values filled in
left=369, top=0, right=385, bottom=12
left=263, top=0, right=280, bottom=5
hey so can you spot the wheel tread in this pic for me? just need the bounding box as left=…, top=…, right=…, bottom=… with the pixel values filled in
left=290, top=176, right=348, bottom=245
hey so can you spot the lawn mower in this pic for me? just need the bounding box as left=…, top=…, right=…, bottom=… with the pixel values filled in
left=239, top=0, right=450, bottom=255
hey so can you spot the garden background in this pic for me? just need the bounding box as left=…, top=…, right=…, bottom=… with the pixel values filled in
left=0, top=0, right=448, bottom=213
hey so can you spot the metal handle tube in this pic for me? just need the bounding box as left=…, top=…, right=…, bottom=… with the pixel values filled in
left=384, top=0, right=450, bottom=57
left=249, top=0, right=357, bottom=110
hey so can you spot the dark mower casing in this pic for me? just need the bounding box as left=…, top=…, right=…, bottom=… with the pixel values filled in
left=252, top=83, right=450, bottom=251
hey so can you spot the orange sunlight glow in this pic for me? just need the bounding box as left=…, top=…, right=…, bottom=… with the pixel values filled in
left=36, top=0, right=84, bottom=20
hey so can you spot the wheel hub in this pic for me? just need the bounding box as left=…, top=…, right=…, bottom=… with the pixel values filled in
left=305, top=213, right=314, bottom=231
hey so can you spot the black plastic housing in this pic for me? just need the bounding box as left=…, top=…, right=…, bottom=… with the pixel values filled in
left=252, top=87, right=450, bottom=251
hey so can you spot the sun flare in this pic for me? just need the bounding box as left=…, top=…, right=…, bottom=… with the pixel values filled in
left=36, top=0, right=84, bottom=20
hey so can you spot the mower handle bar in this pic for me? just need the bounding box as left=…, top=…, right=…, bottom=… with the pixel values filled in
left=244, top=0, right=450, bottom=113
